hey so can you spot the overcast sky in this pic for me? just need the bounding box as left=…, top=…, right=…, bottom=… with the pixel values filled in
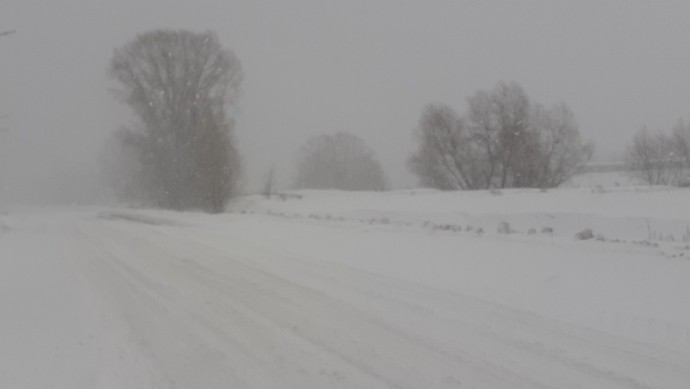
left=1, top=0, right=690, bottom=203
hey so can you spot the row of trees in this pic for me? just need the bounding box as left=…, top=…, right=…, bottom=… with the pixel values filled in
left=268, top=82, right=594, bottom=195
left=104, top=30, right=594, bottom=213
left=626, top=121, right=690, bottom=186
left=408, top=82, right=593, bottom=190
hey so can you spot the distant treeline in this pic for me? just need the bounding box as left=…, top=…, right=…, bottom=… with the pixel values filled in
left=100, top=29, right=689, bottom=213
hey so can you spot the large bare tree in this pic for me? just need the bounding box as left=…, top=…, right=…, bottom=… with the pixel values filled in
left=108, top=29, right=243, bottom=212
left=408, top=104, right=481, bottom=190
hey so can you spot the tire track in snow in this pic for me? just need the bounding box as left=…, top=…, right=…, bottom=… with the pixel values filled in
left=73, top=226, right=264, bottom=389
left=133, top=220, right=690, bottom=389
left=78, top=222, right=419, bottom=389
left=86, top=219, right=551, bottom=389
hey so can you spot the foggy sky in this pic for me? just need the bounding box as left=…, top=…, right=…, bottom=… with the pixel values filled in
left=2, top=0, right=690, bottom=204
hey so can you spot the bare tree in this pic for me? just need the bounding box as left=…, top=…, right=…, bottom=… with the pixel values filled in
left=467, top=82, right=531, bottom=188
left=530, top=103, right=593, bottom=188
left=295, top=132, right=387, bottom=191
left=410, top=82, right=592, bottom=190
left=672, top=119, right=690, bottom=174
left=626, top=127, right=674, bottom=186
left=108, top=30, right=243, bottom=212
left=408, top=104, right=481, bottom=190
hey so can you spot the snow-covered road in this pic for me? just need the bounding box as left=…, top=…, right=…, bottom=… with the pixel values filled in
left=2, top=207, right=690, bottom=388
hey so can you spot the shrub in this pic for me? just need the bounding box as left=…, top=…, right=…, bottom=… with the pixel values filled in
left=497, top=221, right=512, bottom=234
left=541, top=227, right=554, bottom=234
left=575, top=228, right=594, bottom=240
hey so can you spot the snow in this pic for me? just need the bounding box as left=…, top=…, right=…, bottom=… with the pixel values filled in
left=2, top=183, right=690, bottom=388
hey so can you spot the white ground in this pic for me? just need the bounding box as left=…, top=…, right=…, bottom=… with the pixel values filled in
left=2, top=180, right=690, bottom=388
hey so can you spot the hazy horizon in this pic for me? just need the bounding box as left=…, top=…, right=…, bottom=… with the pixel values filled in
left=2, top=0, right=690, bottom=204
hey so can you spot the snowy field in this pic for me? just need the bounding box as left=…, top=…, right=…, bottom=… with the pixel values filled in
left=2, top=177, right=690, bottom=388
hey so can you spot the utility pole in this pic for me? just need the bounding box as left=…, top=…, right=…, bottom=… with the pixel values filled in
left=1, top=30, right=15, bottom=208
left=0, top=114, right=7, bottom=132
left=1, top=29, right=15, bottom=124
left=1, top=29, right=15, bottom=127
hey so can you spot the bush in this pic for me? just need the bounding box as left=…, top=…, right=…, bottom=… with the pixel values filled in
left=575, top=228, right=594, bottom=240
left=409, top=82, right=592, bottom=190
left=497, top=221, right=512, bottom=234
left=294, top=132, right=387, bottom=191
left=541, top=227, right=554, bottom=234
